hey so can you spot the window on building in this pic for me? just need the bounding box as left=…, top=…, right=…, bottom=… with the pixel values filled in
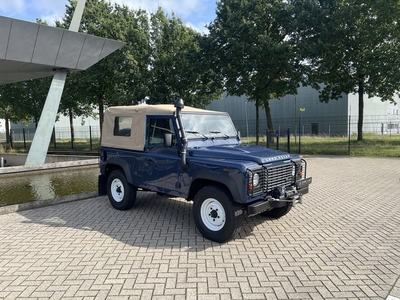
left=311, top=123, right=319, bottom=135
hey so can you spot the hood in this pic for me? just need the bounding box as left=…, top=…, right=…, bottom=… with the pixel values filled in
left=188, top=144, right=295, bottom=164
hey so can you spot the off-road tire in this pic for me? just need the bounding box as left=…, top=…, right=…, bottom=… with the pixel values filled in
left=193, top=185, right=243, bottom=243
left=107, top=170, right=136, bottom=210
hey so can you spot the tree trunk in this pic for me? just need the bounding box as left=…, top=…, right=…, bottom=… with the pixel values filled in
left=263, top=99, right=274, bottom=145
left=99, top=98, right=104, bottom=136
left=5, top=117, right=10, bottom=144
left=255, top=99, right=259, bottom=145
left=263, top=99, right=274, bottom=132
left=69, top=108, right=75, bottom=145
left=357, top=77, right=364, bottom=141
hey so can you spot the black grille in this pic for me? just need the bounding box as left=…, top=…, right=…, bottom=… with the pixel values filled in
left=265, top=164, right=294, bottom=192
left=248, top=163, right=295, bottom=197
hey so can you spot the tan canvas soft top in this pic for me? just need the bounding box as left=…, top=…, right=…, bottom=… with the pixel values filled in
left=101, top=104, right=221, bottom=151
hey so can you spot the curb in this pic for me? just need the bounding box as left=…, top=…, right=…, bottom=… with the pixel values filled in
left=0, top=191, right=101, bottom=216
left=0, top=159, right=98, bottom=175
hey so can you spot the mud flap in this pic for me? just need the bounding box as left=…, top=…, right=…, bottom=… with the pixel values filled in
left=98, top=174, right=107, bottom=196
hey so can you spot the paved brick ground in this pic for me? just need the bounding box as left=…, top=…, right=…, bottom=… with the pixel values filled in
left=0, top=156, right=399, bottom=300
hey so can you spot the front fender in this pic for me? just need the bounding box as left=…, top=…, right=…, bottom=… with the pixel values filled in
left=190, top=169, right=244, bottom=204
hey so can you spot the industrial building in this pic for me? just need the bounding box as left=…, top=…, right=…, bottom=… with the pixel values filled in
left=207, top=86, right=400, bottom=137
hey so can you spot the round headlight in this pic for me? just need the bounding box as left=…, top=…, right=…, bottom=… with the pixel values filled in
left=253, top=173, right=260, bottom=187
left=292, top=165, right=296, bottom=177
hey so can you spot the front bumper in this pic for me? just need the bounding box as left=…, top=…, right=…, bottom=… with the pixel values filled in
left=247, top=177, right=312, bottom=216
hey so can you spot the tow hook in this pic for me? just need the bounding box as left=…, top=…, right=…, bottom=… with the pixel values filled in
left=270, top=186, right=303, bottom=205
left=285, top=187, right=297, bottom=198
left=294, top=194, right=302, bottom=205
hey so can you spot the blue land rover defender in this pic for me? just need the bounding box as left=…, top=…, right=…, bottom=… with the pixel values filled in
left=98, top=99, right=312, bottom=243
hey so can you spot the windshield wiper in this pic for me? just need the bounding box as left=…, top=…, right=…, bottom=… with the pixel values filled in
left=209, top=131, right=230, bottom=139
left=186, top=131, right=208, bottom=140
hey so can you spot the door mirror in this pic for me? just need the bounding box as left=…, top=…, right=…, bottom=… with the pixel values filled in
left=164, top=133, right=172, bottom=147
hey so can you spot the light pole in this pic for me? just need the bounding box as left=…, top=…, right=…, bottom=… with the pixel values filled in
left=245, top=100, right=249, bottom=137
left=294, top=96, right=297, bottom=144
left=298, top=107, right=305, bottom=153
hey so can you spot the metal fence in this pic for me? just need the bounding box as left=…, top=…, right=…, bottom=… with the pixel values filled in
left=4, top=117, right=400, bottom=155
left=234, top=115, right=400, bottom=137
left=9, top=126, right=101, bottom=151
left=11, top=126, right=101, bottom=141
left=246, top=117, right=400, bottom=156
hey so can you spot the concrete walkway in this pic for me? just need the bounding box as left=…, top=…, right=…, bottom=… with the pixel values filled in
left=0, top=156, right=399, bottom=299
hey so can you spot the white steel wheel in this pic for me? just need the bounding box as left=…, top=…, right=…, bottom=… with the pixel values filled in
left=106, top=170, right=136, bottom=210
left=110, top=178, right=124, bottom=203
left=193, top=185, right=243, bottom=243
left=200, top=198, right=226, bottom=231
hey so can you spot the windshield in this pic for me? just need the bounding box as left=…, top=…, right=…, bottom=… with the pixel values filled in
left=181, top=113, right=237, bottom=139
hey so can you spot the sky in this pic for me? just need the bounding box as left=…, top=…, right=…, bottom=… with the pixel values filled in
left=0, top=0, right=217, bottom=33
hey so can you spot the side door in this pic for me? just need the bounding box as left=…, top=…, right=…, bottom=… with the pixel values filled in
left=138, top=116, right=182, bottom=195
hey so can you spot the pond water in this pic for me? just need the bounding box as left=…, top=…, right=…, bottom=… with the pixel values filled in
left=0, top=167, right=98, bottom=207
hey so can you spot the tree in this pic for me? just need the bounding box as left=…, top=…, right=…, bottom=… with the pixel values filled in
left=58, top=1, right=222, bottom=136
left=0, top=76, right=52, bottom=145
left=0, top=83, right=23, bottom=145
left=22, top=77, right=53, bottom=127
left=60, top=72, right=95, bottom=145
left=147, top=8, right=222, bottom=107
left=0, top=19, right=54, bottom=146
left=209, top=0, right=302, bottom=143
left=292, top=0, right=400, bottom=141
left=59, top=0, right=151, bottom=131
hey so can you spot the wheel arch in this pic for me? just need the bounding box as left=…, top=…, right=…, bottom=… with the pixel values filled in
left=103, top=158, right=134, bottom=185
left=188, top=171, right=242, bottom=204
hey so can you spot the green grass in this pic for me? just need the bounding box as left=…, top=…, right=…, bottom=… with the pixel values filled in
left=241, top=133, right=400, bottom=157
left=1, top=134, right=400, bottom=157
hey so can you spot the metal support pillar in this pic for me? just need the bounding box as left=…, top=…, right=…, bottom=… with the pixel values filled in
left=25, top=71, right=67, bottom=165
left=25, top=0, right=86, bottom=165
left=69, top=0, right=86, bottom=32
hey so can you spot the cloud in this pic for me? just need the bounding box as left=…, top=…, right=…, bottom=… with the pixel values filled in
left=30, top=0, right=67, bottom=24
left=0, top=0, right=215, bottom=32
left=113, top=0, right=215, bottom=32
left=0, top=0, right=66, bottom=25
left=113, top=0, right=205, bottom=17
left=186, top=21, right=209, bottom=34
left=0, top=0, right=25, bottom=15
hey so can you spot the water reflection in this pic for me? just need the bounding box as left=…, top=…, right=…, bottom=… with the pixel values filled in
left=0, top=167, right=98, bottom=207
left=30, top=173, right=55, bottom=201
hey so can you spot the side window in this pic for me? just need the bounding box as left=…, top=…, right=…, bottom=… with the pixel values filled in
left=148, top=118, right=174, bottom=145
left=113, top=117, right=132, bottom=137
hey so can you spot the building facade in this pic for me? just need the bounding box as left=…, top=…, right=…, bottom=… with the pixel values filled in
left=207, top=86, right=399, bottom=137
left=0, top=119, right=7, bottom=141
